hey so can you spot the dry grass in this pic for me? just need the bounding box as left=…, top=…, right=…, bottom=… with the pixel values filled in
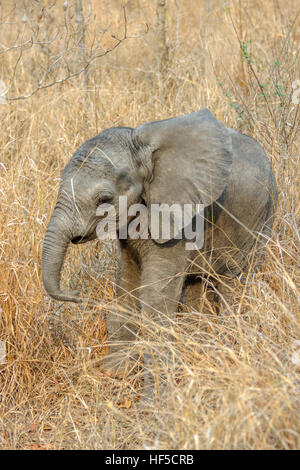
left=0, top=0, right=299, bottom=449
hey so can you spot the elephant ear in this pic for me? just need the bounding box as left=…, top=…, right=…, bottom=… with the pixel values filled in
left=133, top=108, right=233, bottom=243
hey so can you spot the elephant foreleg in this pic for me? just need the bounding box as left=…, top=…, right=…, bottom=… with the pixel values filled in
left=101, top=246, right=141, bottom=377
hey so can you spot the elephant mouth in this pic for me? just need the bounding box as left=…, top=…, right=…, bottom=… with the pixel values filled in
left=71, top=232, right=96, bottom=244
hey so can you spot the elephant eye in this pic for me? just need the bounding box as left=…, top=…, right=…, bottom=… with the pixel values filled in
left=97, top=195, right=112, bottom=206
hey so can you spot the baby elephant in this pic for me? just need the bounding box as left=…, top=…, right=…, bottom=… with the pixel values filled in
left=42, top=109, right=277, bottom=400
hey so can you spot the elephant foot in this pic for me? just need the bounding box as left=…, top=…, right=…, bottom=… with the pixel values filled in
left=137, top=372, right=155, bottom=408
left=100, top=347, right=139, bottom=378
left=137, top=369, right=170, bottom=410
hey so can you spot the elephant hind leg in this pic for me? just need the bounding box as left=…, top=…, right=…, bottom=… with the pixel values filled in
left=183, top=275, right=220, bottom=314
left=138, top=250, right=187, bottom=403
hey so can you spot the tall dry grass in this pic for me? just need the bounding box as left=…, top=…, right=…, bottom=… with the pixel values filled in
left=0, top=0, right=299, bottom=449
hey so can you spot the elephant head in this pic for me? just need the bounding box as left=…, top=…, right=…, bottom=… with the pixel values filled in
left=42, top=108, right=232, bottom=302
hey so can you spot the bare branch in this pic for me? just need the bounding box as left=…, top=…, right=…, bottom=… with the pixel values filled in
left=0, top=3, right=148, bottom=102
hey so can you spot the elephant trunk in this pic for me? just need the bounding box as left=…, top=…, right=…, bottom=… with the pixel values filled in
left=42, top=209, right=80, bottom=303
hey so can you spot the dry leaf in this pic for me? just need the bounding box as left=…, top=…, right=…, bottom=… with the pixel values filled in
left=28, top=422, right=39, bottom=433
left=28, top=443, right=56, bottom=450
left=118, top=397, right=132, bottom=409
left=42, top=424, right=52, bottom=431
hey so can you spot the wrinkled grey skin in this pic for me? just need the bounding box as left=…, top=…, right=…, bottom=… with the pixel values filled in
left=42, top=109, right=277, bottom=395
